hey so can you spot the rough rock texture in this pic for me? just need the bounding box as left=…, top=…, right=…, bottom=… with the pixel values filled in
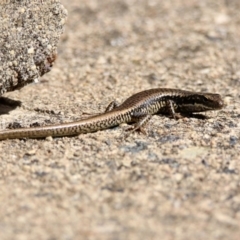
left=0, top=0, right=67, bottom=95
left=0, top=0, right=240, bottom=240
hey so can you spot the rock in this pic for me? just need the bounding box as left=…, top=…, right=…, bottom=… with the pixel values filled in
left=0, top=0, right=67, bottom=95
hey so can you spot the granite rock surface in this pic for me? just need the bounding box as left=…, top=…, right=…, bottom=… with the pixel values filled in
left=0, top=0, right=67, bottom=95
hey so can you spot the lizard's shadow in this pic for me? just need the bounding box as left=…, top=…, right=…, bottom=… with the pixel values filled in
left=160, top=112, right=209, bottom=120
left=187, top=113, right=209, bottom=120
left=0, top=97, right=22, bottom=115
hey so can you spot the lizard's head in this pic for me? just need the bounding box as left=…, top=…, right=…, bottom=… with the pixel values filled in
left=177, top=93, right=225, bottom=112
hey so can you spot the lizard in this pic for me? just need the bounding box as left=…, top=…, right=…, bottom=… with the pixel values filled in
left=0, top=88, right=224, bottom=140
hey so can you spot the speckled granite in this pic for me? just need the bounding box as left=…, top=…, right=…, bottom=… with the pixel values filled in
left=0, top=0, right=240, bottom=240
left=0, top=0, right=67, bottom=95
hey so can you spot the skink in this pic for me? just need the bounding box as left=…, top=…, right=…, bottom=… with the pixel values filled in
left=0, top=88, right=224, bottom=140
